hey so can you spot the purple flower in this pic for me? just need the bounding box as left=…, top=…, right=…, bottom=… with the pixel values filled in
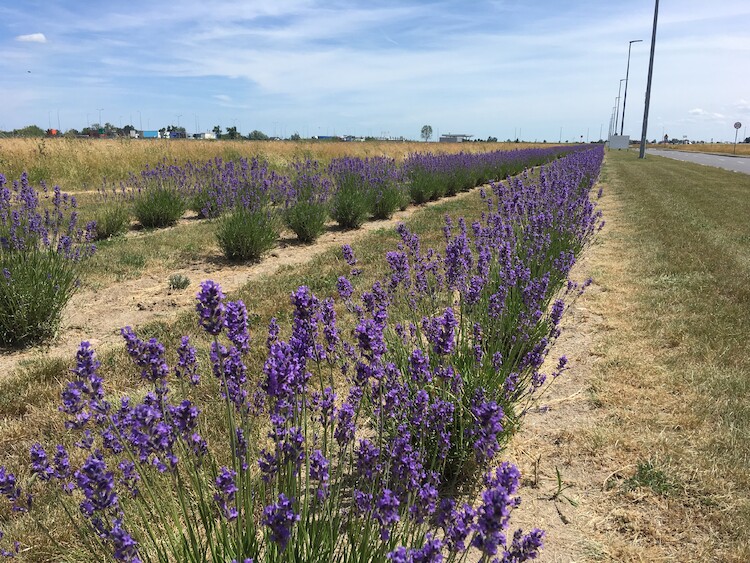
left=334, top=402, right=356, bottom=447
left=0, top=467, right=26, bottom=512
left=468, top=389, right=505, bottom=463
left=342, top=244, right=357, bottom=266
left=196, top=280, right=225, bottom=335
left=175, top=336, right=200, bottom=385
left=214, top=467, right=238, bottom=520
left=375, top=488, right=400, bottom=540
left=225, top=299, right=250, bottom=352
left=263, top=493, right=299, bottom=550
left=408, top=348, right=431, bottom=383
left=422, top=308, right=457, bottom=356
left=337, top=276, right=354, bottom=300
left=30, top=443, right=55, bottom=481
left=118, top=460, right=140, bottom=498
left=471, top=463, right=522, bottom=557
left=109, top=518, right=141, bottom=562
left=355, top=439, right=382, bottom=481
left=75, top=451, right=118, bottom=517
left=309, top=450, right=330, bottom=500
left=505, top=528, right=545, bottom=562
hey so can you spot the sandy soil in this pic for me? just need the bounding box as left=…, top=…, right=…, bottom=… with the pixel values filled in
left=505, top=191, right=621, bottom=561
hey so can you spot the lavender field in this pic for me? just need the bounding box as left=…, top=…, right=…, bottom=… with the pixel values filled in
left=0, top=144, right=605, bottom=562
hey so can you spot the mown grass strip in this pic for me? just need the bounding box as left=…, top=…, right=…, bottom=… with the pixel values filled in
left=601, top=151, right=750, bottom=559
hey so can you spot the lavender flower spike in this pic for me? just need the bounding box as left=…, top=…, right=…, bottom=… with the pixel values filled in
left=196, top=280, right=225, bottom=335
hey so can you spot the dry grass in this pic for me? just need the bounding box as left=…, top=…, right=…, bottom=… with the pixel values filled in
left=646, top=142, right=750, bottom=156
left=0, top=138, right=559, bottom=192
left=508, top=151, right=750, bottom=561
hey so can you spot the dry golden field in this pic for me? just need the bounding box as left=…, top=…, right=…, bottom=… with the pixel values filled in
left=0, top=138, right=560, bottom=192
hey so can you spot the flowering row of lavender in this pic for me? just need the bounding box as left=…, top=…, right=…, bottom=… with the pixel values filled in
left=0, top=172, right=95, bottom=346
left=0, top=147, right=602, bottom=561
left=98, top=147, right=581, bottom=253
left=370, top=147, right=605, bottom=476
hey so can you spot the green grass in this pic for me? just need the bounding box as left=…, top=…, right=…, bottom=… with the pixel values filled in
left=604, top=151, right=750, bottom=557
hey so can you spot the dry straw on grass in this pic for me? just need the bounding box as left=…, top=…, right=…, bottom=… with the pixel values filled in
left=0, top=138, right=556, bottom=192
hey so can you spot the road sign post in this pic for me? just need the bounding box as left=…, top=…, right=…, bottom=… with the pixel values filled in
left=735, top=122, right=742, bottom=155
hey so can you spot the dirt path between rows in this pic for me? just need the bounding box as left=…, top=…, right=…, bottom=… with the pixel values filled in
left=505, top=185, right=624, bottom=560
left=0, top=189, right=479, bottom=377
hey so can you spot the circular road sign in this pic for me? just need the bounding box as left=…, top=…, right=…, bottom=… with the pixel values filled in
left=735, top=122, right=742, bottom=129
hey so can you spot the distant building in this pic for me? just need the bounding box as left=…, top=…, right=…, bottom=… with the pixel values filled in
left=439, top=133, right=473, bottom=143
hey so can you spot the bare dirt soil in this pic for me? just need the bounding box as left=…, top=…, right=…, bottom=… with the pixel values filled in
left=504, top=216, right=614, bottom=561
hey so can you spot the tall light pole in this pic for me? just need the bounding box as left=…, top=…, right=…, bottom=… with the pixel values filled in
left=639, top=0, right=659, bottom=159
left=614, top=79, right=626, bottom=134
left=177, top=114, right=182, bottom=129
left=97, top=108, right=104, bottom=127
left=621, top=39, right=643, bottom=135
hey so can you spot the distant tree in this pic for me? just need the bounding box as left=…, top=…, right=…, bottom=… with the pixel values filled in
left=247, top=130, right=269, bottom=141
left=487, top=136, right=497, bottom=142
left=213, top=125, right=222, bottom=138
left=64, top=129, right=79, bottom=138
left=225, top=126, right=239, bottom=140
left=744, top=136, right=750, bottom=144
left=13, top=125, right=46, bottom=137
left=290, top=132, right=301, bottom=141
left=420, top=125, right=433, bottom=142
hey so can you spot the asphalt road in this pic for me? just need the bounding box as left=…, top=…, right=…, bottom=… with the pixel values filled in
left=646, top=149, right=750, bottom=175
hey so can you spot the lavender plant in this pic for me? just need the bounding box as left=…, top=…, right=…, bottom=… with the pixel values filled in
left=0, top=172, right=95, bottom=347
left=216, top=206, right=280, bottom=262
left=282, top=160, right=330, bottom=243
left=328, top=158, right=372, bottom=229
left=0, top=280, right=545, bottom=562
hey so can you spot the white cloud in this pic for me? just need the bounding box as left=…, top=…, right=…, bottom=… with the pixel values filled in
left=688, top=108, right=725, bottom=119
left=15, top=33, right=46, bottom=43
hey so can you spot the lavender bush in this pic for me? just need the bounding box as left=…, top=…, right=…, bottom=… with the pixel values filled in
left=0, top=280, right=545, bottom=562
left=0, top=172, right=95, bottom=347
left=282, top=160, right=331, bottom=243
left=327, top=158, right=372, bottom=229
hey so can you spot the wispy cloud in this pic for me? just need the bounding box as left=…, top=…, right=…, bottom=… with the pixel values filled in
left=15, top=33, right=46, bottom=43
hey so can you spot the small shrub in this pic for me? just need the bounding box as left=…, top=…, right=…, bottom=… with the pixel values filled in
left=216, top=206, right=279, bottom=262
left=370, top=183, right=405, bottom=220
left=283, top=160, right=331, bottom=243
left=168, top=273, right=191, bottom=290
left=92, top=204, right=130, bottom=240
left=284, top=200, right=329, bottom=243
left=133, top=186, right=186, bottom=228
left=0, top=172, right=95, bottom=347
left=329, top=177, right=369, bottom=229
left=0, top=250, right=78, bottom=347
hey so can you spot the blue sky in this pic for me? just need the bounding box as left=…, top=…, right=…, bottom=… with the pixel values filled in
left=2, top=1, right=749, bottom=142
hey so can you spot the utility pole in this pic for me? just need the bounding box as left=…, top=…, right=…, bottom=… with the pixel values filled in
left=639, top=0, right=659, bottom=159
left=621, top=39, right=643, bottom=135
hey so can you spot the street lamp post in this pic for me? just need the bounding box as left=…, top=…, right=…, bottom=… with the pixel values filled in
left=615, top=79, right=626, bottom=134
left=177, top=114, right=182, bottom=129
left=621, top=39, right=643, bottom=135
left=639, top=0, right=660, bottom=159
left=97, top=108, right=104, bottom=128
